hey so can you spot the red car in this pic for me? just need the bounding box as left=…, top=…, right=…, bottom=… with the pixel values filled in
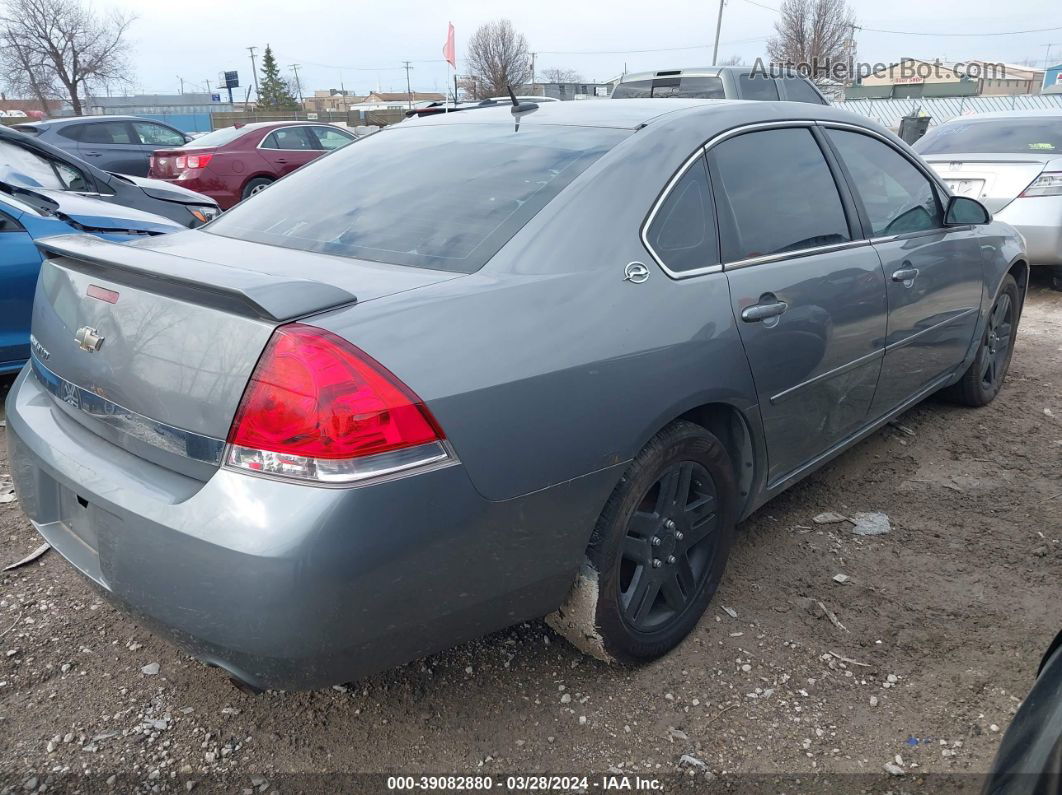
left=147, top=122, right=357, bottom=209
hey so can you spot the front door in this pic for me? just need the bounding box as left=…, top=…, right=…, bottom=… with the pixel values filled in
left=823, top=127, right=984, bottom=415
left=0, top=210, right=43, bottom=370
left=77, top=120, right=147, bottom=176
left=709, top=126, right=888, bottom=485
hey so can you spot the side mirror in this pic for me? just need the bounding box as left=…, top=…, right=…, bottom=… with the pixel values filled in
left=945, top=195, right=990, bottom=226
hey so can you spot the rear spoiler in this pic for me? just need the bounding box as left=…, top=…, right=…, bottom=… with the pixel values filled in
left=36, top=234, right=356, bottom=322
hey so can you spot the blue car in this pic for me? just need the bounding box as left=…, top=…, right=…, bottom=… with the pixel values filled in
left=0, top=184, right=182, bottom=374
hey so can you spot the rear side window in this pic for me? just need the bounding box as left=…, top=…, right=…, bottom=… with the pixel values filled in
left=827, top=129, right=943, bottom=236
left=710, top=127, right=850, bottom=261
left=782, top=77, right=824, bottom=104
left=76, top=122, right=135, bottom=144
left=207, top=124, right=628, bottom=272
left=263, top=127, right=315, bottom=150
left=645, top=156, right=718, bottom=272
left=57, top=124, right=86, bottom=141
left=737, top=73, right=779, bottom=100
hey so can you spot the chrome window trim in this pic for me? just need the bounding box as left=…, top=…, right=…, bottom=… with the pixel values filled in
left=639, top=148, right=723, bottom=280
left=30, top=354, right=225, bottom=465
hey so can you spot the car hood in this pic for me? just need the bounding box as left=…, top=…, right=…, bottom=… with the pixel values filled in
left=35, top=188, right=184, bottom=234
left=109, top=172, right=219, bottom=207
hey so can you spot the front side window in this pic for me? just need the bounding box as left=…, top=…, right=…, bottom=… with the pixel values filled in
left=133, top=122, right=186, bottom=147
left=737, top=73, right=779, bottom=100
left=207, top=124, right=627, bottom=272
left=310, top=126, right=356, bottom=150
left=827, top=129, right=943, bottom=236
left=710, top=127, right=850, bottom=261
left=645, top=156, right=718, bottom=272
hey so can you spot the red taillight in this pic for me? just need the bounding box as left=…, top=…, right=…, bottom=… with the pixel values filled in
left=225, top=324, right=449, bottom=483
left=186, top=153, right=213, bottom=169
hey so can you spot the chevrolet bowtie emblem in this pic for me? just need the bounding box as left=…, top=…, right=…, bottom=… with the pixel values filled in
left=74, top=326, right=104, bottom=352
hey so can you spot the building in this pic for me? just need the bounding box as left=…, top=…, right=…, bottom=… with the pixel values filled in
left=348, top=91, right=446, bottom=111
left=304, top=89, right=365, bottom=113
left=83, top=93, right=234, bottom=132
left=848, top=58, right=1044, bottom=99
left=0, top=97, right=68, bottom=117
left=522, top=82, right=610, bottom=100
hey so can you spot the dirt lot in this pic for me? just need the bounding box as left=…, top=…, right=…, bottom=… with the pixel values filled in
left=0, top=279, right=1059, bottom=794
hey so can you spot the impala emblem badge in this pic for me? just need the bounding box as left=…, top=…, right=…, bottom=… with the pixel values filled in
left=624, top=261, right=650, bottom=284
left=74, top=326, right=104, bottom=353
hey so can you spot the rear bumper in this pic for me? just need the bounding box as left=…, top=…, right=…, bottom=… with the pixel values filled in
left=995, top=196, right=1062, bottom=266
left=5, top=366, right=615, bottom=689
left=148, top=174, right=239, bottom=210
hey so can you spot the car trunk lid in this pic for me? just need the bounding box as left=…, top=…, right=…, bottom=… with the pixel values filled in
left=923, top=153, right=1053, bottom=212
left=28, top=232, right=460, bottom=480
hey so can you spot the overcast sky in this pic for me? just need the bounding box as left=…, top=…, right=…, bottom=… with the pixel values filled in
left=102, top=0, right=1059, bottom=98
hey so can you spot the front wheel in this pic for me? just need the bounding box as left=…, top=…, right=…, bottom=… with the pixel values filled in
left=944, top=274, right=1020, bottom=407
left=547, top=421, right=737, bottom=663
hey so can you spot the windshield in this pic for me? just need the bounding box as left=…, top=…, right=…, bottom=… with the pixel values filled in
left=0, top=139, right=82, bottom=191
left=179, top=126, right=247, bottom=148
left=914, top=118, right=1062, bottom=155
left=206, top=123, right=628, bottom=272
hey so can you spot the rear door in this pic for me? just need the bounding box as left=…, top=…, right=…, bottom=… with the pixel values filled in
left=823, top=126, right=983, bottom=415
left=710, top=125, right=888, bottom=485
left=75, top=121, right=147, bottom=176
left=258, top=126, right=320, bottom=175
left=0, top=207, right=42, bottom=369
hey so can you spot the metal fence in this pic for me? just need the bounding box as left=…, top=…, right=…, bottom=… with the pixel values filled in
left=834, top=94, right=1062, bottom=130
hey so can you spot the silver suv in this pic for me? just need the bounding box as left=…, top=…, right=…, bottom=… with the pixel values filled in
left=611, top=66, right=828, bottom=104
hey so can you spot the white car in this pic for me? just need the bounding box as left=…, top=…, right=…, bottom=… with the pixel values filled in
left=914, top=111, right=1062, bottom=289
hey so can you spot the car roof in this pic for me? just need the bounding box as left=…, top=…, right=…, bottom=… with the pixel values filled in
left=617, top=65, right=790, bottom=83
left=936, top=109, right=1062, bottom=122
left=398, top=97, right=870, bottom=133
left=29, top=115, right=148, bottom=126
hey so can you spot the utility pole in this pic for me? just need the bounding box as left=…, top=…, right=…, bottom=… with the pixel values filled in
left=247, top=46, right=260, bottom=100
left=530, top=52, right=536, bottom=94
left=403, top=60, right=413, bottom=110
left=1044, top=43, right=1059, bottom=70
left=177, top=75, right=184, bottom=94
left=290, top=64, right=304, bottom=104
left=205, top=78, right=211, bottom=96
left=711, top=0, right=726, bottom=66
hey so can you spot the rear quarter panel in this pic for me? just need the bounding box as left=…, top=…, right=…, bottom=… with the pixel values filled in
left=310, top=124, right=761, bottom=502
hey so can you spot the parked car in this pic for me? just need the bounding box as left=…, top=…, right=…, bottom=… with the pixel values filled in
left=408, top=96, right=561, bottom=118
left=0, top=125, right=219, bottom=228
left=146, top=122, right=358, bottom=209
left=611, top=65, right=828, bottom=103
left=913, top=111, right=1062, bottom=290
left=0, top=183, right=181, bottom=374
left=6, top=99, right=1026, bottom=691
left=983, top=629, right=1062, bottom=793
left=12, top=115, right=192, bottom=177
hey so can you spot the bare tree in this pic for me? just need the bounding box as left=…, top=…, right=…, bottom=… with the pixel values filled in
left=719, top=55, right=745, bottom=66
left=0, top=0, right=134, bottom=115
left=0, top=29, right=57, bottom=112
left=466, top=19, right=531, bottom=98
left=541, top=66, right=582, bottom=84
left=766, top=0, right=855, bottom=83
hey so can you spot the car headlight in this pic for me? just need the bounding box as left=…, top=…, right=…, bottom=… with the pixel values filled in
left=188, top=205, right=220, bottom=224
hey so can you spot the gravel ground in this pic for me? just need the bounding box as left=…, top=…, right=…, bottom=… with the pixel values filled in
left=0, top=278, right=1059, bottom=794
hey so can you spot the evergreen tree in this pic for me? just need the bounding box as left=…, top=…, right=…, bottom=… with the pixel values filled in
left=256, top=44, right=297, bottom=110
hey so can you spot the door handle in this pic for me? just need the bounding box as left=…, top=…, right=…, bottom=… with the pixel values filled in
left=274, top=158, right=289, bottom=164
left=892, top=267, right=920, bottom=283
left=741, top=300, right=788, bottom=323
left=83, top=151, right=101, bottom=157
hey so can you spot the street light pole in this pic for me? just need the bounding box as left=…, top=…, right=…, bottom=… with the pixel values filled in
left=711, top=0, right=726, bottom=66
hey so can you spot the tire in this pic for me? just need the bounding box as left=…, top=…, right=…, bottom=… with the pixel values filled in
left=945, top=274, right=1020, bottom=407
left=241, top=177, right=273, bottom=201
left=547, top=421, right=737, bottom=664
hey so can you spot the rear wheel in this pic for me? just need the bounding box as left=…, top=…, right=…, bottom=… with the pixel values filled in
left=547, top=421, right=737, bottom=663
left=945, top=274, right=1019, bottom=407
left=241, top=177, right=273, bottom=201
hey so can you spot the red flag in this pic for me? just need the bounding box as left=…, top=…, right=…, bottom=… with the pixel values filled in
left=443, top=22, right=456, bottom=69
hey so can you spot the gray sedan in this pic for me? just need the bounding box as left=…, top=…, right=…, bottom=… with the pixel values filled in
left=6, top=99, right=1027, bottom=691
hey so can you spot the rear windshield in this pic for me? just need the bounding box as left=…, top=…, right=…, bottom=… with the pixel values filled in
left=612, top=76, right=724, bottom=99
left=180, top=126, right=246, bottom=148
left=206, top=123, right=627, bottom=272
left=914, top=119, right=1062, bottom=155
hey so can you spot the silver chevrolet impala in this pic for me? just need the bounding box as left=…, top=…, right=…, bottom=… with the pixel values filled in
left=6, top=99, right=1027, bottom=691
